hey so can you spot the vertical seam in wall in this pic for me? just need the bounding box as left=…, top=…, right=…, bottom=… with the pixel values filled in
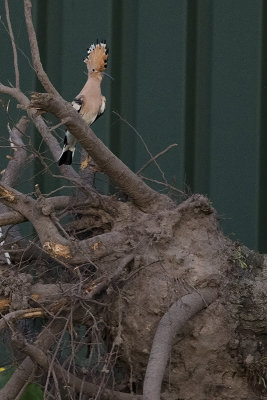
left=109, top=0, right=139, bottom=190
left=110, top=0, right=122, bottom=155
left=194, top=0, right=213, bottom=195
left=258, top=0, right=267, bottom=251
left=184, top=0, right=197, bottom=192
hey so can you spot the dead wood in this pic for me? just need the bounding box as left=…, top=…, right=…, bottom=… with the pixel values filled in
left=0, top=254, right=136, bottom=398
left=1, top=116, right=29, bottom=187
left=143, top=288, right=218, bottom=400
left=24, top=0, right=60, bottom=96
left=4, top=0, right=20, bottom=88
left=12, top=332, right=142, bottom=400
left=0, top=83, right=90, bottom=189
left=0, top=317, right=67, bottom=400
left=0, top=308, right=44, bottom=330
left=0, top=116, right=30, bottom=259
left=28, top=92, right=171, bottom=211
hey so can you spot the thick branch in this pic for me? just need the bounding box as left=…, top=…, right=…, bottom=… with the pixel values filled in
left=143, top=288, right=218, bottom=400
left=0, top=181, right=127, bottom=262
left=0, top=308, right=43, bottom=330
left=0, top=211, right=25, bottom=225
left=29, top=93, right=171, bottom=211
left=74, top=231, right=127, bottom=263
left=0, top=196, right=84, bottom=227
left=4, top=0, right=20, bottom=88
left=0, top=194, right=112, bottom=227
left=0, top=182, right=68, bottom=248
left=0, top=284, right=74, bottom=313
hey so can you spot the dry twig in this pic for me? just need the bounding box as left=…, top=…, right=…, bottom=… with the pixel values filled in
left=23, top=0, right=60, bottom=96
left=4, top=0, right=20, bottom=88
left=12, top=333, right=142, bottom=400
left=0, top=308, right=44, bottom=330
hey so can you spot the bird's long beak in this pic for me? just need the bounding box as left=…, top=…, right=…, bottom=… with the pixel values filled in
left=102, top=71, right=114, bottom=80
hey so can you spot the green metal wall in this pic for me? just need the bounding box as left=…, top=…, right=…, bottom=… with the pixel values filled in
left=0, top=0, right=267, bottom=252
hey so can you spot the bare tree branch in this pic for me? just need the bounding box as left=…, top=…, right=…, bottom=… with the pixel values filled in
left=1, top=0, right=96, bottom=191
left=4, top=0, right=20, bottom=88
left=0, top=181, right=128, bottom=262
left=0, top=255, right=138, bottom=399
left=0, top=182, right=68, bottom=248
left=23, top=0, right=60, bottom=96
left=141, top=176, right=184, bottom=195
left=143, top=288, right=218, bottom=400
left=0, top=308, right=43, bottom=330
left=2, top=116, right=29, bottom=187
left=28, top=93, right=172, bottom=211
left=0, top=317, right=67, bottom=400
left=0, top=83, right=28, bottom=104
left=0, top=116, right=30, bottom=263
left=136, top=143, right=178, bottom=175
left=12, top=333, right=142, bottom=400
left=74, top=231, right=127, bottom=263
left=0, top=83, right=89, bottom=189
left=113, top=111, right=168, bottom=184
left=0, top=255, right=134, bottom=314
left=0, top=210, right=25, bottom=225
left=0, top=284, right=74, bottom=313
left=0, top=194, right=115, bottom=228
left=84, top=254, right=134, bottom=296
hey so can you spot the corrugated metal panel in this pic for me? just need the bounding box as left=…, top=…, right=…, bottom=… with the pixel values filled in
left=0, top=0, right=266, bottom=251
left=208, top=0, right=262, bottom=249
left=134, top=1, right=187, bottom=186
left=259, top=2, right=267, bottom=251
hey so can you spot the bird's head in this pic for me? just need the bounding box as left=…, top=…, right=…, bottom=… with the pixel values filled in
left=84, top=40, right=108, bottom=77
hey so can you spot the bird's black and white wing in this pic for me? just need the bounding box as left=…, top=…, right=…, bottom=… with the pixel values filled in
left=58, top=98, right=83, bottom=166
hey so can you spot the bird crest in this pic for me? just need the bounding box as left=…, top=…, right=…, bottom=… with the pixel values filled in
left=84, top=40, right=108, bottom=73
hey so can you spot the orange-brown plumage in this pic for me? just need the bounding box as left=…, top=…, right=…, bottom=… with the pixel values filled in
left=84, top=41, right=108, bottom=74
left=58, top=40, right=109, bottom=166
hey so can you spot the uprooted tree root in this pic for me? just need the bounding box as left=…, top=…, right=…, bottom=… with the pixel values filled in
left=0, top=193, right=266, bottom=399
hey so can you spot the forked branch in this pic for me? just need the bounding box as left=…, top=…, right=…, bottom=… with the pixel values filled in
left=28, top=93, right=172, bottom=211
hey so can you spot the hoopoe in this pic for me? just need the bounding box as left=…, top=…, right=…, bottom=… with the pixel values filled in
left=58, top=40, right=109, bottom=165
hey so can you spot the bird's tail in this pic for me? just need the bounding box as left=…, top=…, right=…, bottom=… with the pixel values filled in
left=58, top=131, right=76, bottom=166
left=58, top=149, right=73, bottom=165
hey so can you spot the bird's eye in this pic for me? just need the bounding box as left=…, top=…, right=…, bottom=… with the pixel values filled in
left=92, top=68, right=95, bottom=72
